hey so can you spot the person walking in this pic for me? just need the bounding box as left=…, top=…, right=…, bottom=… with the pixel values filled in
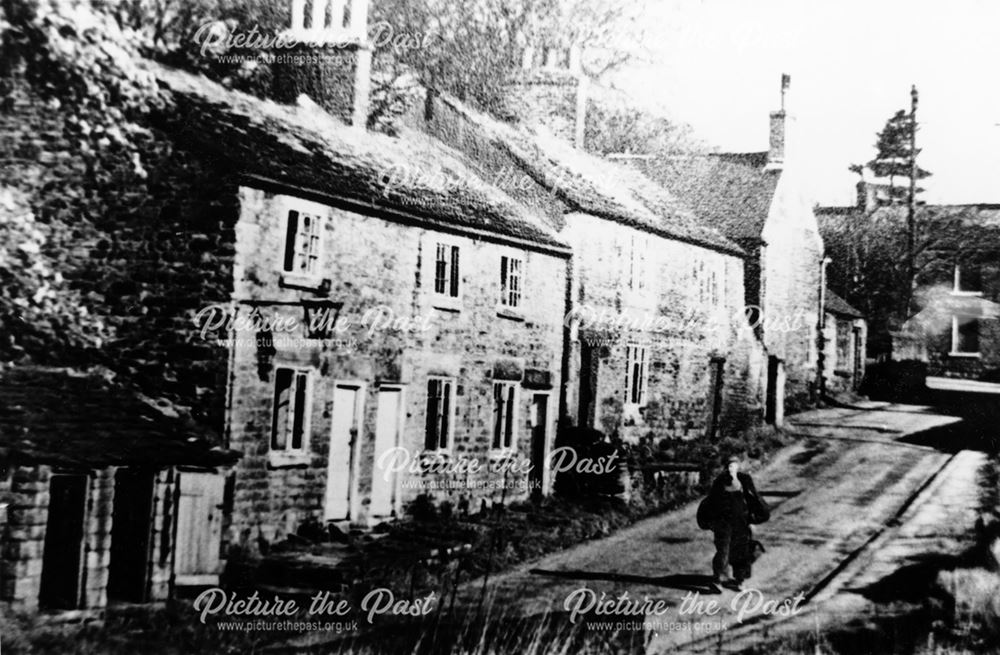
left=697, top=455, right=769, bottom=590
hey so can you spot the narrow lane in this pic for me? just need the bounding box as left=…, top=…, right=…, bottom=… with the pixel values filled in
left=439, top=405, right=960, bottom=652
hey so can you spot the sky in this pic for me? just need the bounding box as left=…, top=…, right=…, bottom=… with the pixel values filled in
left=612, top=0, right=1000, bottom=206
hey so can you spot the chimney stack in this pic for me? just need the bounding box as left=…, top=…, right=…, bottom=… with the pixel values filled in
left=272, top=0, right=372, bottom=129
left=767, top=73, right=791, bottom=170
left=508, top=42, right=588, bottom=149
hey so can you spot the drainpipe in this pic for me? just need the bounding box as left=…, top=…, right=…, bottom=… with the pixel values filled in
left=817, top=256, right=833, bottom=400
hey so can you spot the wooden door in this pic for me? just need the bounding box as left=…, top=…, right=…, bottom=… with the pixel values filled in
left=852, top=326, right=863, bottom=390
left=529, top=394, right=549, bottom=499
left=705, top=359, right=725, bottom=438
left=325, top=384, right=363, bottom=521
left=107, top=469, right=155, bottom=603
left=174, top=472, right=225, bottom=586
left=370, top=387, right=404, bottom=518
left=39, top=474, right=88, bottom=609
left=765, top=356, right=786, bottom=427
left=578, top=343, right=599, bottom=428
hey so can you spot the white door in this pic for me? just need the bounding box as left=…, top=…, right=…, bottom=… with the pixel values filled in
left=325, top=384, right=363, bottom=521
left=370, top=387, right=404, bottom=517
left=174, top=472, right=225, bottom=586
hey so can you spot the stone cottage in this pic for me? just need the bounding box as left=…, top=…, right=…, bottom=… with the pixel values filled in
left=0, top=366, right=238, bottom=613
left=419, top=47, right=766, bottom=445
left=143, top=2, right=573, bottom=541
left=821, top=197, right=1000, bottom=387
left=1, top=0, right=566, bottom=598
left=821, top=289, right=867, bottom=394
left=635, top=76, right=826, bottom=421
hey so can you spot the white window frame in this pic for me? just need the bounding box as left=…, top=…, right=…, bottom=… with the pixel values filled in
left=424, top=377, right=456, bottom=453
left=624, top=344, right=649, bottom=408
left=950, top=315, right=981, bottom=357
left=499, top=254, right=524, bottom=309
left=952, top=264, right=984, bottom=296
left=431, top=237, right=463, bottom=310
left=279, top=197, right=328, bottom=288
left=269, top=365, right=314, bottom=467
left=491, top=381, right=520, bottom=453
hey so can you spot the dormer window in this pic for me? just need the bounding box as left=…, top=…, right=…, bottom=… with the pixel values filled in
left=953, top=264, right=983, bottom=295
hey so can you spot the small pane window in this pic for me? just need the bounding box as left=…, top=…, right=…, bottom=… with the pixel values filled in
left=500, top=256, right=523, bottom=308
left=624, top=345, right=648, bottom=407
left=434, top=243, right=460, bottom=298
left=282, top=209, right=322, bottom=275
left=424, top=378, right=454, bottom=450
left=492, top=382, right=518, bottom=450
left=271, top=368, right=310, bottom=452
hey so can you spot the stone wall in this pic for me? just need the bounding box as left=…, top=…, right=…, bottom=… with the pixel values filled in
left=226, top=188, right=568, bottom=549
left=926, top=322, right=1000, bottom=381
left=0, top=78, right=239, bottom=433
left=823, top=314, right=867, bottom=394
left=0, top=466, right=115, bottom=612
left=561, top=212, right=760, bottom=442
left=0, top=465, right=50, bottom=610
left=760, top=169, right=824, bottom=411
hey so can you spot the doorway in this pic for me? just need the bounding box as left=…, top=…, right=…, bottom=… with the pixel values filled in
left=325, top=383, right=364, bottom=522
left=529, top=394, right=550, bottom=499
left=173, top=471, right=225, bottom=586
left=39, top=474, right=88, bottom=610
left=765, top=356, right=786, bottom=427
left=107, top=469, right=155, bottom=603
left=578, top=342, right=599, bottom=428
left=705, top=358, right=725, bottom=438
left=370, top=386, right=404, bottom=518
left=852, top=326, right=863, bottom=390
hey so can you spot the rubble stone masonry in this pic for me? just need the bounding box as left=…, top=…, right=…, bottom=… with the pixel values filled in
left=225, top=188, right=568, bottom=548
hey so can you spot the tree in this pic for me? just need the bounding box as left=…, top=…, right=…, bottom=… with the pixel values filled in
left=370, top=0, right=650, bottom=114
left=820, top=204, right=1000, bottom=358
left=850, top=108, right=931, bottom=208
left=584, top=91, right=706, bottom=156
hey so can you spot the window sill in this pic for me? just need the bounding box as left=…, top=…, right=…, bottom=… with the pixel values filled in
left=496, top=306, right=525, bottom=322
left=432, top=296, right=462, bottom=312
left=280, top=272, right=327, bottom=291
left=421, top=449, right=453, bottom=460
left=950, top=291, right=984, bottom=297
left=948, top=352, right=981, bottom=358
left=267, top=451, right=310, bottom=469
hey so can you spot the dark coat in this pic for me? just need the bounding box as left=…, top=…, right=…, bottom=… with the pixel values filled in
left=697, top=472, right=770, bottom=529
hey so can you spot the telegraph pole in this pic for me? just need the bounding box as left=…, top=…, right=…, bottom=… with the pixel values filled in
left=906, top=85, right=919, bottom=316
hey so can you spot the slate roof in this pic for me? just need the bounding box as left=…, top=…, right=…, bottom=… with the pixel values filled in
left=825, top=288, right=864, bottom=319
left=147, top=61, right=568, bottom=253
left=634, top=152, right=780, bottom=246
left=432, top=95, right=745, bottom=257
left=0, top=366, right=239, bottom=469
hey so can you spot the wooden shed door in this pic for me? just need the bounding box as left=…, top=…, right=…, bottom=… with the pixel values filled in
left=39, top=474, right=88, bottom=609
left=107, top=469, right=155, bottom=603
left=174, top=472, right=225, bottom=586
